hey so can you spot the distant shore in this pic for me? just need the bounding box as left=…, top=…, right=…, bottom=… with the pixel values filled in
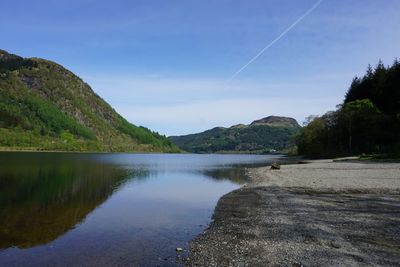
left=0, top=147, right=182, bottom=154
left=187, top=159, right=400, bottom=266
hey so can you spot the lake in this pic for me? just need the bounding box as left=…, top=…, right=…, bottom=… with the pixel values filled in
left=0, top=152, right=283, bottom=266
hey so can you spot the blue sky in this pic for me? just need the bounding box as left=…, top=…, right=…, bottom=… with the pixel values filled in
left=1, top=0, right=400, bottom=135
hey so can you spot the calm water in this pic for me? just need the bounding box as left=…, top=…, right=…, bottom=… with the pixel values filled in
left=0, top=152, right=283, bottom=266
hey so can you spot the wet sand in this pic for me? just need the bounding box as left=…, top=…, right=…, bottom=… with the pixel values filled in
left=187, top=160, right=400, bottom=266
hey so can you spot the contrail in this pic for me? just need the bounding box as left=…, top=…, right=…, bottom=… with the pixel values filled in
left=230, top=0, right=324, bottom=80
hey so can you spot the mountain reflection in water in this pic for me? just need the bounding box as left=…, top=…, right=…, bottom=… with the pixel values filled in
left=0, top=153, right=148, bottom=249
left=0, top=152, right=281, bottom=266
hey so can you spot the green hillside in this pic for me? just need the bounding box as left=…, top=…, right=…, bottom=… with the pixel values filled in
left=0, top=49, right=179, bottom=152
left=169, top=116, right=300, bottom=153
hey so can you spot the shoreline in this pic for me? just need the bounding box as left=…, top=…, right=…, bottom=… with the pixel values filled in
left=187, top=160, right=400, bottom=266
left=0, top=148, right=183, bottom=154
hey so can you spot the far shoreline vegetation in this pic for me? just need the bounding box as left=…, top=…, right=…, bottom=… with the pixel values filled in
left=295, top=59, right=400, bottom=159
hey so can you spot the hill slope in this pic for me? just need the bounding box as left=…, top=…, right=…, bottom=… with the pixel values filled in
left=169, top=116, right=300, bottom=153
left=0, top=49, right=179, bottom=152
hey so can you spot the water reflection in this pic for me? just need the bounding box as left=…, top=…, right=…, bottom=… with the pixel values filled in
left=0, top=152, right=281, bottom=266
left=203, top=167, right=248, bottom=184
left=0, top=153, right=148, bottom=249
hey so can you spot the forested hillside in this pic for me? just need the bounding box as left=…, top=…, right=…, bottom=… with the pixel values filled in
left=0, top=50, right=179, bottom=152
left=296, top=59, right=400, bottom=158
left=169, top=116, right=300, bottom=153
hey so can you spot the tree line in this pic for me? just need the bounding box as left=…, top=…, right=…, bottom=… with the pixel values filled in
left=296, top=59, right=400, bottom=158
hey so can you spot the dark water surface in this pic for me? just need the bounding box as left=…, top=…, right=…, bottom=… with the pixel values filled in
left=0, top=152, right=282, bottom=266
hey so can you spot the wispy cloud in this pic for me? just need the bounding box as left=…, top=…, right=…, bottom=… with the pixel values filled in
left=81, top=72, right=348, bottom=135
left=117, top=97, right=337, bottom=136
left=83, top=73, right=347, bottom=106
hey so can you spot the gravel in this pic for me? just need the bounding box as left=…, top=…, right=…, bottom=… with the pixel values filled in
left=187, top=160, right=400, bottom=266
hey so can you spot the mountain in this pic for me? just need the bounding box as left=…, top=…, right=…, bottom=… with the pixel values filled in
left=169, top=116, right=300, bottom=153
left=250, top=116, right=299, bottom=128
left=0, top=49, right=179, bottom=152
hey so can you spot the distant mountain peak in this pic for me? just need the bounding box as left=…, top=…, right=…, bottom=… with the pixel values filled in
left=250, top=116, right=299, bottom=128
left=169, top=115, right=300, bottom=153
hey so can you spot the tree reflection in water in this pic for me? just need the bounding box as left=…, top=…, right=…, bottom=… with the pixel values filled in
left=0, top=153, right=149, bottom=249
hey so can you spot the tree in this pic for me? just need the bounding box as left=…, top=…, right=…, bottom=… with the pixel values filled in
left=338, top=99, right=381, bottom=154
